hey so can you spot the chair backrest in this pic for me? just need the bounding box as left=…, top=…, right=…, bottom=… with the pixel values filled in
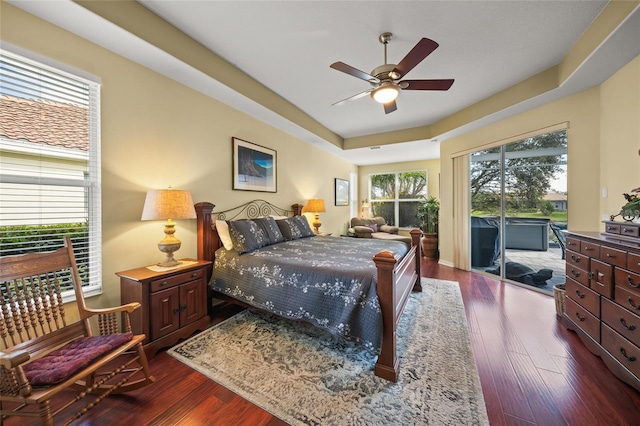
left=351, top=217, right=386, bottom=228
left=0, top=236, right=88, bottom=357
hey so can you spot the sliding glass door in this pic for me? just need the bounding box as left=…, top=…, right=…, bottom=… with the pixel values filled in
left=470, top=130, right=567, bottom=293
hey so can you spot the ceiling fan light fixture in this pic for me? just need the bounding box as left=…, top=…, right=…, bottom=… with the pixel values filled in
left=371, top=83, right=399, bottom=104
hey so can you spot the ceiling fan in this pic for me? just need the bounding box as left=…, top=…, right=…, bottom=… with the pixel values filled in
left=330, top=32, right=454, bottom=114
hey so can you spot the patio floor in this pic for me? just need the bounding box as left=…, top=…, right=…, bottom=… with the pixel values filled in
left=474, top=243, right=566, bottom=294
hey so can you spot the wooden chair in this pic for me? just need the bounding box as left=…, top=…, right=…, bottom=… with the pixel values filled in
left=1, top=236, right=155, bottom=425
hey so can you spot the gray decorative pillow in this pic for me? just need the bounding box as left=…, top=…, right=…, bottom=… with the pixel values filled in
left=228, top=220, right=268, bottom=254
left=253, top=217, right=284, bottom=245
left=277, top=216, right=315, bottom=240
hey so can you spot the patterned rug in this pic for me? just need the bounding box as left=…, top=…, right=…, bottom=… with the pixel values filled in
left=168, top=278, right=489, bottom=425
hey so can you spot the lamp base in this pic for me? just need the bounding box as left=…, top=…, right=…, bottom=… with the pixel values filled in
left=157, top=239, right=181, bottom=268
left=312, top=213, right=322, bottom=234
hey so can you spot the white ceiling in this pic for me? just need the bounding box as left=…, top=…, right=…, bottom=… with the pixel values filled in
left=7, top=1, right=640, bottom=165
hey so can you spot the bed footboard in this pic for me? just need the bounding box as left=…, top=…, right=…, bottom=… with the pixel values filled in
left=373, top=228, right=422, bottom=382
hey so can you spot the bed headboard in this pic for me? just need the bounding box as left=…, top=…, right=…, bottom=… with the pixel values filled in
left=195, top=200, right=303, bottom=265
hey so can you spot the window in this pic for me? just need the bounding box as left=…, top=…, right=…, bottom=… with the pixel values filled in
left=369, top=171, right=427, bottom=228
left=0, top=49, right=101, bottom=300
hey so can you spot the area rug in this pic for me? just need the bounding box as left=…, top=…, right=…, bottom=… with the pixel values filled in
left=168, top=278, right=489, bottom=425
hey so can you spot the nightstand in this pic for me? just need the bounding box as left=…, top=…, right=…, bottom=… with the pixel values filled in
left=116, top=259, right=211, bottom=357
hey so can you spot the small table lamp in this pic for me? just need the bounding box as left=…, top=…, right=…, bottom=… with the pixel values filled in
left=141, top=189, right=196, bottom=267
left=304, top=198, right=326, bottom=234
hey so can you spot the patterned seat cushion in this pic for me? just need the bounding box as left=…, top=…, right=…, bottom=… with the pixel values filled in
left=23, top=332, right=133, bottom=386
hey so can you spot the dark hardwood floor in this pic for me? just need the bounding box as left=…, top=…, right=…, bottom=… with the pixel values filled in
left=5, top=258, right=640, bottom=425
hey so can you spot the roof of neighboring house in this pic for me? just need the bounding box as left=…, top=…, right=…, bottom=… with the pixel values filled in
left=544, top=193, right=567, bottom=201
left=0, top=94, right=88, bottom=151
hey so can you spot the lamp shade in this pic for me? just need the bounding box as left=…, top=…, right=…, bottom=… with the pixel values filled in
left=141, top=189, right=196, bottom=221
left=304, top=198, right=326, bottom=213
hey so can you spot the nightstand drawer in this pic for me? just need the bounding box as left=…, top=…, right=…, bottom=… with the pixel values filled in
left=628, top=253, right=640, bottom=275
left=151, top=268, right=205, bottom=292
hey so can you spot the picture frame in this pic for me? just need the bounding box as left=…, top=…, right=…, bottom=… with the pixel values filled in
left=232, top=137, right=277, bottom=192
left=335, top=178, right=349, bottom=206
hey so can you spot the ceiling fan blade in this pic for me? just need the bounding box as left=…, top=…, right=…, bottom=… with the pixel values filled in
left=332, top=89, right=373, bottom=106
left=392, top=38, right=439, bottom=78
left=330, top=61, right=378, bottom=83
left=400, top=79, right=454, bottom=91
left=383, top=100, right=397, bottom=114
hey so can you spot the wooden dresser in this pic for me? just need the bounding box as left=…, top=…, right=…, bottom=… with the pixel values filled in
left=564, top=222, right=640, bottom=391
left=117, top=259, right=211, bottom=358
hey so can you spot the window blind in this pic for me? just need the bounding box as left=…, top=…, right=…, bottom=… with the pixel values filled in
left=0, top=49, right=102, bottom=300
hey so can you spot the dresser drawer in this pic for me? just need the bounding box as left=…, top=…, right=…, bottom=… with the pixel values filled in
left=581, top=240, right=601, bottom=257
left=565, top=297, right=600, bottom=342
left=566, top=278, right=600, bottom=317
left=566, top=249, right=589, bottom=270
left=620, top=224, right=640, bottom=238
left=616, top=286, right=640, bottom=314
left=614, top=268, right=640, bottom=297
left=600, top=246, right=626, bottom=268
left=601, top=323, right=640, bottom=379
left=604, top=223, right=621, bottom=234
left=602, top=298, right=640, bottom=347
left=591, top=258, right=614, bottom=298
left=566, top=264, right=590, bottom=287
left=565, top=237, right=580, bottom=252
left=151, top=268, right=205, bottom=292
left=628, top=252, right=640, bottom=275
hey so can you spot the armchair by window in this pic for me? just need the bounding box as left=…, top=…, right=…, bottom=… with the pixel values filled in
left=350, top=217, right=411, bottom=245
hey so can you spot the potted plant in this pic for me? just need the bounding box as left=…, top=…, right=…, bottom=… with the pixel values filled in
left=417, top=196, right=439, bottom=258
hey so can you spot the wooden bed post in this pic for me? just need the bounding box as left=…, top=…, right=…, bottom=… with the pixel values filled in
left=195, top=202, right=215, bottom=272
left=411, top=228, right=423, bottom=291
left=373, top=250, right=400, bottom=382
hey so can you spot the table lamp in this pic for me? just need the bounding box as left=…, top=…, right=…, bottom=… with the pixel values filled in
left=304, top=198, right=326, bottom=234
left=141, top=189, right=196, bottom=267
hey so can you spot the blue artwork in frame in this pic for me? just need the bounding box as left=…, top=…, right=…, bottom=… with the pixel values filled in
left=233, top=137, right=277, bottom=192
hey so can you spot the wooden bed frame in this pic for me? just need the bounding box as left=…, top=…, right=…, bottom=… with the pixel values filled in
left=194, top=200, right=422, bottom=382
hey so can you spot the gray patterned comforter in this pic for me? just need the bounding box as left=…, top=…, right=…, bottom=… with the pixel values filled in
left=211, top=236, right=409, bottom=353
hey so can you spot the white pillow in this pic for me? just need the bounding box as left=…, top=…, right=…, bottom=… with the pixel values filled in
left=269, top=215, right=288, bottom=220
left=215, top=220, right=234, bottom=250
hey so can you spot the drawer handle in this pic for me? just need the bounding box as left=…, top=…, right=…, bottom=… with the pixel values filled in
left=585, top=247, right=593, bottom=252
left=620, top=347, right=637, bottom=362
left=619, top=317, right=637, bottom=331
left=575, top=312, right=586, bottom=322
left=173, top=306, right=187, bottom=314
left=622, top=228, right=632, bottom=234
left=588, top=272, right=594, bottom=280
left=606, top=253, right=614, bottom=258
left=192, top=272, right=198, bottom=278
left=574, top=289, right=585, bottom=299
left=607, top=226, right=615, bottom=231
left=571, top=254, right=581, bottom=263
left=570, top=269, right=581, bottom=278
left=161, top=281, right=168, bottom=286
left=627, top=276, right=640, bottom=289
left=629, top=297, right=640, bottom=310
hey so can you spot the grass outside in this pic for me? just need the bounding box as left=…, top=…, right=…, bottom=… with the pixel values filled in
left=472, top=211, right=567, bottom=223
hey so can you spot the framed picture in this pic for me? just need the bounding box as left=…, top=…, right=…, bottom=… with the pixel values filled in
left=335, top=178, right=349, bottom=206
left=232, top=137, right=277, bottom=192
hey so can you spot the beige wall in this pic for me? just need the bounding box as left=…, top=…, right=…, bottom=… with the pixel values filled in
left=439, top=55, right=640, bottom=267
left=1, top=5, right=357, bottom=313
left=600, top=55, right=640, bottom=218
